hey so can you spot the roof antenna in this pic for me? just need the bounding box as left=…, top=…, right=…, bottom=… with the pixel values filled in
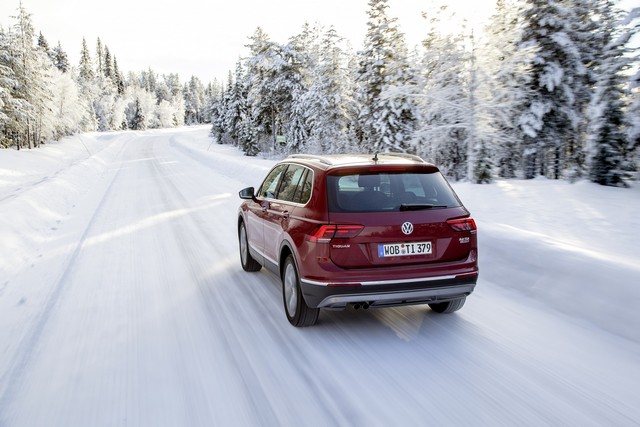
left=372, top=152, right=379, bottom=163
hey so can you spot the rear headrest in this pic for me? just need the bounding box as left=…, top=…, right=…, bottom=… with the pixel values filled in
left=358, top=174, right=381, bottom=189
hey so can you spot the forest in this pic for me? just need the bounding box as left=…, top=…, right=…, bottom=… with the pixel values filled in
left=1, top=0, right=639, bottom=186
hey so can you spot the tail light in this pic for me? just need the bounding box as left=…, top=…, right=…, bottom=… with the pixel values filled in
left=447, top=218, right=477, bottom=232
left=307, top=225, right=364, bottom=243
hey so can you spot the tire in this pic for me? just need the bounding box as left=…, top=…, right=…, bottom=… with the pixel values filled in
left=239, top=222, right=261, bottom=272
left=429, top=297, right=466, bottom=313
left=282, top=255, right=319, bottom=327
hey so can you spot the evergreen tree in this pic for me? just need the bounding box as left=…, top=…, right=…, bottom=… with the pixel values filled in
left=131, top=98, right=145, bottom=130
left=183, top=75, right=206, bottom=124
left=563, top=0, right=604, bottom=179
left=244, top=27, right=294, bottom=151
left=0, top=27, right=19, bottom=148
left=78, top=38, right=94, bottom=81
left=112, top=56, right=125, bottom=95
left=481, top=0, right=532, bottom=179
left=518, top=0, right=586, bottom=179
left=414, top=7, right=469, bottom=180
left=95, top=37, right=104, bottom=77
left=210, top=72, right=230, bottom=142
left=104, top=46, right=113, bottom=81
left=586, top=2, right=638, bottom=186
left=52, top=41, right=70, bottom=73
left=304, top=26, right=353, bottom=153
left=467, top=31, right=491, bottom=183
left=224, top=61, right=248, bottom=145
left=37, top=31, right=55, bottom=65
left=50, top=67, right=83, bottom=138
left=76, top=37, right=98, bottom=131
left=7, top=4, right=55, bottom=149
left=279, top=25, right=317, bottom=153
left=357, top=0, right=417, bottom=153
left=627, top=67, right=640, bottom=172
left=375, top=23, right=419, bottom=154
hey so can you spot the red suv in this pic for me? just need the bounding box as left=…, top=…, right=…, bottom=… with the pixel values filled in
left=238, top=153, right=478, bottom=326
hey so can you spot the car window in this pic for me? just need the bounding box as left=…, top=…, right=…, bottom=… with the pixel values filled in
left=277, top=165, right=306, bottom=202
left=259, top=165, right=287, bottom=199
left=327, top=171, right=461, bottom=212
left=291, top=169, right=313, bottom=204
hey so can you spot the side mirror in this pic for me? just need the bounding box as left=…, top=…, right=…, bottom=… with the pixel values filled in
left=239, top=187, right=257, bottom=201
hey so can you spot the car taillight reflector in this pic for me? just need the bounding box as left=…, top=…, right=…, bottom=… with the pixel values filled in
left=447, top=218, right=477, bottom=232
left=333, top=225, right=364, bottom=239
left=307, top=224, right=364, bottom=243
left=456, top=272, right=478, bottom=279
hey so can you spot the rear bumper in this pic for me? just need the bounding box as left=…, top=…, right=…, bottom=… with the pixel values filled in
left=300, top=274, right=477, bottom=309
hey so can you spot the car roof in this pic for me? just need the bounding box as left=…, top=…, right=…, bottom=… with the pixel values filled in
left=285, top=153, right=437, bottom=171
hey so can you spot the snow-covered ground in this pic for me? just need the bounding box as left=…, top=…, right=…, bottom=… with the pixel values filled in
left=0, top=126, right=638, bottom=426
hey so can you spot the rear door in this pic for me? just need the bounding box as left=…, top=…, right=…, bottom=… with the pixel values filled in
left=326, top=169, right=474, bottom=269
left=247, top=164, right=287, bottom=258
left=262, top=164, right=309, bottom=265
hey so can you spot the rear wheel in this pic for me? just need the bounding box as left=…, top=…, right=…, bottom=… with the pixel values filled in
left=282, top=255, right=319, bottom=327
left=429, top=297, right=466, bottom=313
left=239, top=222, right=261, bottom=272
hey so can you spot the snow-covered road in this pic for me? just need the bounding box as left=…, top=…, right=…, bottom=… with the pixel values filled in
left=1, top=127, right=639, bottom=426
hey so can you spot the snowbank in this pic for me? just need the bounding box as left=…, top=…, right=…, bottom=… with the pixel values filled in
left=455, top=180, right=640, bottom=342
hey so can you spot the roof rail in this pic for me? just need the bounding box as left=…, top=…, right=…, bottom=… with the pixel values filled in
left=288, top=154, right=334, bottom=165
left=382, top=152, right=426, bottom=163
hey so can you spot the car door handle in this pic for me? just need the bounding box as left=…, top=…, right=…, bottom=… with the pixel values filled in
left=282, top=211, right=289, bottom=219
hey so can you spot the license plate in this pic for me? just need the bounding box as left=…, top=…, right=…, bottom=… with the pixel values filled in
left=378, top=241, right=432, bottom=257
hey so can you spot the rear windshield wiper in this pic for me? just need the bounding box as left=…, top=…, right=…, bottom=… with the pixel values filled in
left=399, top=204, right=448, bottom=211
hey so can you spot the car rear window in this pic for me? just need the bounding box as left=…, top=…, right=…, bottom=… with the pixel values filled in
left=327, top=171, right=461, bottom=213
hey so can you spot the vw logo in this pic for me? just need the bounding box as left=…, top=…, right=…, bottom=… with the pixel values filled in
left=401, top=222, right=414, bottom=235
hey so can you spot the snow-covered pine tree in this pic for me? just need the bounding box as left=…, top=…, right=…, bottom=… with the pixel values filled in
left=202, top=79, right=221, bottom=125
left=1, top=9, right=80, bottom=148
left=586, top=2, right=639, bottom=186
left=375, top=23, right=419, bottom=155
left=92, top=42, right=120, bottom=131
left=95, top=38, right=104, bottom=77
left=467, top=30, right=492, bottom=184
left=183, top=75, right=206, bottom=124
left=76, top=38, right=98, bottom=131
left=481, top=0, right=532, bottom=179
left=37, top=32, right=54, bottom=66
left=223, top=61, right=248, bottom=146
left=131, top=98, right=145, bottom=130
left=356, top=0, right=417, bottom=154
left=627, top=67, right=640, bottom=174
left=281, top=24, right=320, bottom=153
left=0, top=27, right=19, bottom=148
left=78, top=38, right=94, bottom=81
left=164, top=73, right=184, bottom=126
left=103, top=46, right=113, bottom=81
left=560, top=0, right=604, bottom=179
left=112, top=56, right=125, bottom=95
left=244, top=27, right=277, bottom=150
left=304, top=26, right=353, bottom=154
left=414, top=7, right=470, bottom=180
left=245, top=26, right=309, bottom=153
left=210, top=71, right=230, bottom=142
left=229, top=59, right=259, bottom=156
left=9, top=4, right=55, bottom=148
left=518, top=0, right=586, bottom=179
left=52, top=41, right=70, bottom=73
left=50, top=66, right=83, bottom=138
